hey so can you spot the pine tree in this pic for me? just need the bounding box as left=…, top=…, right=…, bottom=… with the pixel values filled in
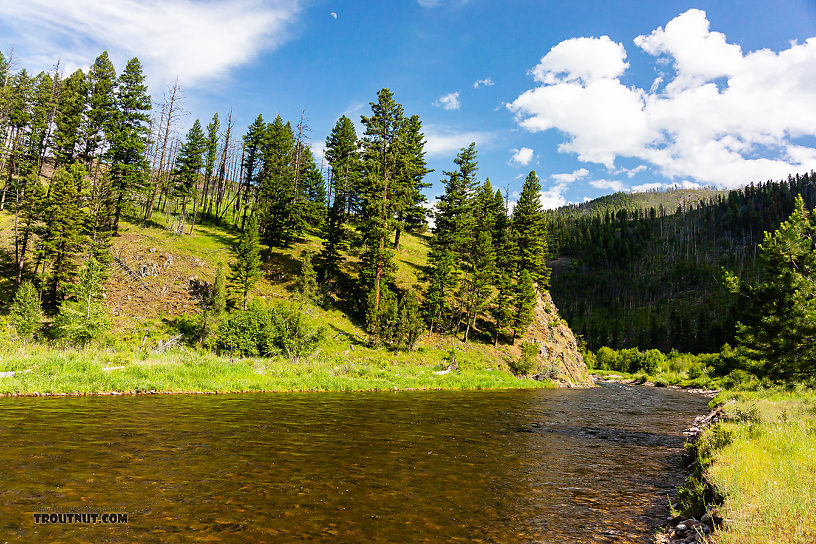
left=194, top=112, right=220, bottom=229
left=172, top=118, right=205, bottom=233
left=10, top=280, right=42, bottom=345
left=52, top=69, right=87, bottom=166
left=229, top=214, right=262, bottom=310
left=318, top=115, right=360, bottom=281
left=392, top=114, right=430, bottom=248
left=512, top=170, right=549, bottom=287
left=83, top=51, right=117, bottom=164
left=396, top=289, right=424, bottom=350
left=41, top=164, right=88, bottom=305
left=259, top=115, right=301, bottom=247
left=52, top=257, right=110, bottom=345
left=240, top=114, right=265, bottom=229
left=14, top=171, right=44, bottom=284
left=26, top=71, right=57, bottom=173
left=726, top=195, right=816, bottom=380
left=358, top=88, right=405, bottom=320
left=512, top=269, right=537, bottom=342
left=107, top=57, right=151, bottom=234
left=297, top=250, right=318, bottom=304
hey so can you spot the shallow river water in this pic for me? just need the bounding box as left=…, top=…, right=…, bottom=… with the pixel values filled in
left=0, top=383, right=708, bottom=543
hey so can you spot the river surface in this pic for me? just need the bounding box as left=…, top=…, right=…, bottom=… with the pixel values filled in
left=0, top=383, right=708, bottom=543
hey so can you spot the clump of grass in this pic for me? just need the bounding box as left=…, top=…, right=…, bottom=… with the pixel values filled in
left=701, top=392, right=816, bottom=543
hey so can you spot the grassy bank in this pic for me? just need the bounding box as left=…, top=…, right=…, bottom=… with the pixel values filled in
left=0, top=343, right=551, bottom=396
left=682, top=388, right=816, bottom=543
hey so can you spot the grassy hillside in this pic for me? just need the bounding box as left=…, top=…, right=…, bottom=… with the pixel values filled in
left=0, top=206, right=561, bottom=393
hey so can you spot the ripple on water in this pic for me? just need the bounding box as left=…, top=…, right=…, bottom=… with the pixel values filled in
left=0, top=383, right=708, bottom=543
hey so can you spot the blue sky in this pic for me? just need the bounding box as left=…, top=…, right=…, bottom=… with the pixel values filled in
left=2, top=0, right=816, bottom=207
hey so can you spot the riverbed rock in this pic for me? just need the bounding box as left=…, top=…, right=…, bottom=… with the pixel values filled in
left=519, top=289, right=594, bottom=387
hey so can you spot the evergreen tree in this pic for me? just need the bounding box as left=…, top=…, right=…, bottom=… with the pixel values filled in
left=14, top=171, right=44, bottom=284
left=172, top=118, right=205, bottom=233
left=726, top=195, right=816, bottom=380
left=229, top=214, right=262, bottom=310
left=491, top=187, right=516, bottom=344
left=41, top=164, right=88, bottom=305
left=196, top=112, right=220, bottom=226
left=240, top=114, right=265, bottom=229
left=297, top=250, right=318, bottom=304
left=83, top=51, right=117, bottom=164
left=512, top=170, right=549, bottom=287
left=318, top=115, right=360, bottom=281
left=52, top=257, right=110, bottom=345
left=512, top=269, right=537, bottom=342
left=107, top=57, right=151, bottom=234
left=10, top=280, right=42, bottom=345
left=299, top=146, right=327, bottom=230
left=358, top=88, right=405, bottom=320
left=396, top=289, right=424, bottom=350
left=26, top=71, right=56, bottom=173
left=259, top=115, right=301, bottom=247
left=392, top=114, right=430, bottom=247
left=52, top=69, right=87, bottom=166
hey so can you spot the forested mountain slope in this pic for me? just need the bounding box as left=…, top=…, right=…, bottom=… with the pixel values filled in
left=547, top=172, right=816, bottom=353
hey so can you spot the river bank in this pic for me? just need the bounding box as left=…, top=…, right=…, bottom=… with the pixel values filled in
left=0, top=345, right=553, bottom=397
left=656, top=388, right=816, bottom=544
left=592, top=373, right=720, bottom=397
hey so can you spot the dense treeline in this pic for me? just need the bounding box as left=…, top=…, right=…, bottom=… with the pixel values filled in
left=548, top=173, right=816, bottom=353
left=0, top=52, right=552, bottom=354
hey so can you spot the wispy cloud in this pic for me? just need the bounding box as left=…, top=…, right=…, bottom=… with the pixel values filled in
left=423, top=125, right=494, bottom=157
left=433, top=91, right=461, bottom=111
left=552, top=167, right=589, bottom=183
left=473, top=77, right=494, bottom=88
left=0, top=0, right=302, bottom=87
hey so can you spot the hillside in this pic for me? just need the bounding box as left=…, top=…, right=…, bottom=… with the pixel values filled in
left=0, top=206, right=591, bottom=388
left=547, top=172, right=816, bottom=353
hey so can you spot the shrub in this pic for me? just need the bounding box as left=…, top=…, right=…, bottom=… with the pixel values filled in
left=509, top=341, right=539, bottom=376
left=10, top=280, right=42, bottom=345
left=214, top=301, right=324, bottom=361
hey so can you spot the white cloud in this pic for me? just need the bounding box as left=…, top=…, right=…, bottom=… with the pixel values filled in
left=423, top=126, right=494, bottom=157
left=508, top=9, right=816, bottom=188
left=0, top=0, right=301, bottom=87
left=539, top=185, right=569, bottom=210
left=552, top=167, right=589, bottom=183
left=510, top=147, right=534, bottom=166
left=473, top=77, right=494, bottom=88
left=590, top=179, right=626, bottom=192
left=330, top=12, right=337, bottom=19
left=433, top=91, right=461, bottom=111
left=529, top=36, right=629, bottom=85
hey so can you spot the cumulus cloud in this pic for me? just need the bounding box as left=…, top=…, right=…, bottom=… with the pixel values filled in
left=473, top=77, right=494, bottom=88
left=539, top=185, right=569, bottom=210
left=433, top=91, right=461, bottom=110
left=510, top=147, right=534, bottom=166
left=507, top=9, right=816, bottom=188
left=423, top=125, right=493, bottom=157
left=0, top=0, right=301, bottom=87
left=552, top=167, right=589, bottom=183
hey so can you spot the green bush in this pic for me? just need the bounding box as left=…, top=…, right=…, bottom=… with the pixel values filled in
left=509, top=341, right=539, bottom=376
left=214, top=301, right=324, bottom=361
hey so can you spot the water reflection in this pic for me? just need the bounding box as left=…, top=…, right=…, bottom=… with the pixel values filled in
left=0, top=383, right=708, bottom=543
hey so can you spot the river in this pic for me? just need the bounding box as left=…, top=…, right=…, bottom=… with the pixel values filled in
left=0, top=383, right=708, bottom=543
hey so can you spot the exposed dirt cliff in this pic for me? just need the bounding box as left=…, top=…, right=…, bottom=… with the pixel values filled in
left=523, top=289, right=594, bottom=388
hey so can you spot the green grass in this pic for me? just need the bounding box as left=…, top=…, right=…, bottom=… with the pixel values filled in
left=0, top=341, right=550, bottom=396
left=687, top=389, right=816, bottom=543
left=591, top=368, right=721, bottom=390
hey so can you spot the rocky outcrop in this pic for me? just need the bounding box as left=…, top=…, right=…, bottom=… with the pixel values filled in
left=524, top=289, right=594, bottom=387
